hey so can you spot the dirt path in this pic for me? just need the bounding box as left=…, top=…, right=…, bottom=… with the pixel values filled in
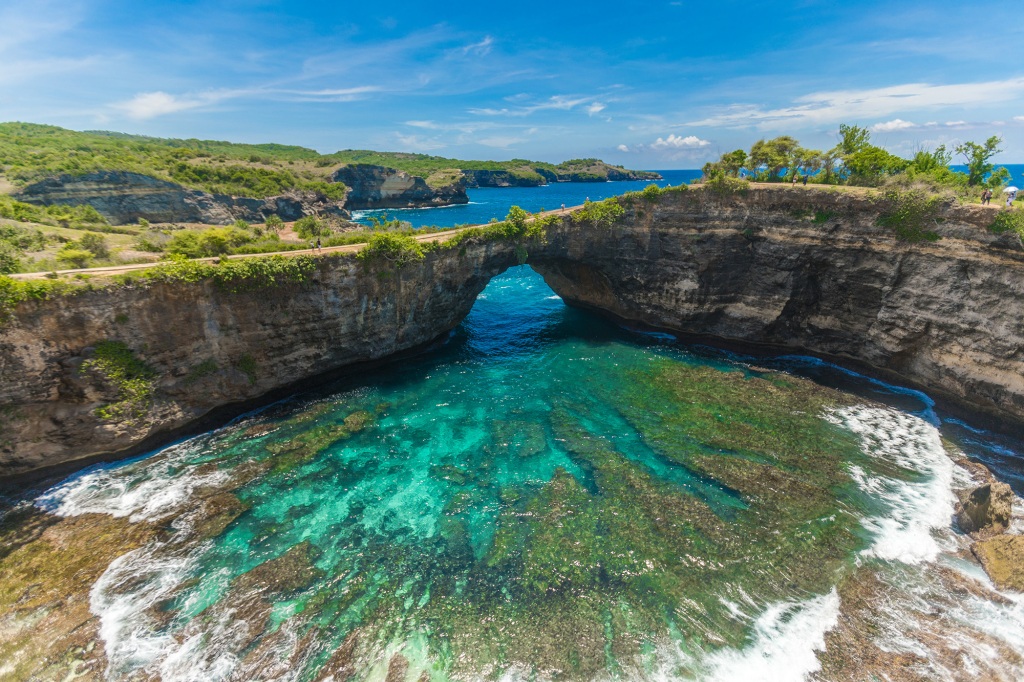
left=8, top=206, right=584, bottom=281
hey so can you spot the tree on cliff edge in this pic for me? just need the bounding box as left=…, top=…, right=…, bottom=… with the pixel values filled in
left=956, top=136, right=1003, bottom=187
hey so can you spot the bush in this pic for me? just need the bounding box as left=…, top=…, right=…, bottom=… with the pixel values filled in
left=357, top=232, right=425, bottom=268
left=166, top=227, right=253, bottom=258
left=294, top=216, right=327, bottom=239
left=81, top=340, right=155, bottom=423
left=0, top=243, right=21, bottom=274
left=571, top=198, right=625, bottom=227
left=265, top=214, right=284, bottom=231
left=78, top=232, right=109, bottom=258
left=56, top=247, right=93, bottom=269
left=988, top=209, right=1024, bottom=238
left=876, top=188, right=944, bottom=242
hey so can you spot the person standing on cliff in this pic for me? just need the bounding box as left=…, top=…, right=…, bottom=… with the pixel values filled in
left=316, top=237, right=321, bottom=251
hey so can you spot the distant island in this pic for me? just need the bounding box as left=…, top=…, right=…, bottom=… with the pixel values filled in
left=0, top=123, right=661, bottom=224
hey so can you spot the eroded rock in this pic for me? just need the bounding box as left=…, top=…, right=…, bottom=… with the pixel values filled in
left=972, top=535, right=1024, bottom=592
left=955, top=481, right=1014, bottom=535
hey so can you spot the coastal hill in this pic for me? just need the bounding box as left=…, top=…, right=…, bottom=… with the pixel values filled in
left=0, top=123, right=660, bottom=223
left=324, top=150, right=662, bottom=188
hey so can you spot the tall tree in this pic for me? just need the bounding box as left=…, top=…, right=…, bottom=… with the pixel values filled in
left=955, top=136, right=1003, bottom=186
left=749, top=136, right=799, bottom=181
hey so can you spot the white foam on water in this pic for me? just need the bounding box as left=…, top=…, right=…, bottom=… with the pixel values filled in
left=35, top=445, right=231, bottom=523
left=826, top=405, right=955, bottom=564
left=697, top=589, right=840, bottom=682
left=90, top=545, right=201, bottom=677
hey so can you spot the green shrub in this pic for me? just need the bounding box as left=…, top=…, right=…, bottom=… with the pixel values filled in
left=78, top=232, right=109, bottom=258
left=265, top=214, right=284, bottom=231
left=357, top=232, right=425, bottom=268
left=0, top=243, right=21, bottom=274
left=876, top=188, right=944, bottom=242
left=236, top=354, right=258, bottom=385
left=294, top=216, right=327, bottom=239
left=570, top=198, right=625, bottom=227
left=56, top=246, right=93, bottom=269
left=641, top=184, right=663, bottom=202
left=184, top=358, right=219, bottom=384
left=0, top=275, right=84, bottom=320
left=81, top=340, right=156, bottom=423
left=987, top=209, right=1024, bottom=238
left=123, top=254, right=318, bottom=292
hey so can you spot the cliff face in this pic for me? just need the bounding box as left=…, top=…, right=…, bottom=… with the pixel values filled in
left=333, top=164, right=468, bottom=210
left=14, top=171, right=347, bottom=225
left=0, top=242, right=519, bottom=475
left=531, top=188, right=1024, bottom=431
left=2, top=187, right=1023, bottom=477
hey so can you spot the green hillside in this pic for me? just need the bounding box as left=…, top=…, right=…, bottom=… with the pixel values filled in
left=0, top=123, right=657, bottom=197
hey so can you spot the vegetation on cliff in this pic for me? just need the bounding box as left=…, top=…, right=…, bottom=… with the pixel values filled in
left=701, top=123, right=1014, bottom=201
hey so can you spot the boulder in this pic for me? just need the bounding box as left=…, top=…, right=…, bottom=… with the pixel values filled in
left=972, top=535, right=1024, bottom=591
left=955, top=482, right=1014, bottom=535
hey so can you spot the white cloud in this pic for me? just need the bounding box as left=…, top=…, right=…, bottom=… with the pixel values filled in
left=288, top=86, right=381, bottom=102
left=688, top=77, right=1024, bottom=129
left=617, top=144, right=630, bottom=152
left=651, top=134, right=710, bottom=150
left=872, top=118, right=917, bottom=132
left=459, top=36, right=494, bottom=56
left=394, top=133, right=446, bottom=152
left=111, top=85, right=382, bottom=120
left=111, top=91, right=222, bottom=120
left=1015, top=115, right=1024, bottom=122
left=469, top=95, right=597, bottom=117
left=477, top=135, right=526, bottom=148
left=944, top=120, right=968, bottom=127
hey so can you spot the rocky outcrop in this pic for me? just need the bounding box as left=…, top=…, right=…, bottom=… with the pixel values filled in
left=529, top=187, right=1024, bottom=433
left=956, top=482, right=1014, bottom=535
left=461, top=169, right=549, bottom=188
left=971, top=535, right=1024, bottom=591
left=14, top=171, right=347, bottom=225
left=333, top=164, right=468, bottom=210
left=3, top=186, right=1024, bottom=477
left=460, top=166, right=662, bottom=188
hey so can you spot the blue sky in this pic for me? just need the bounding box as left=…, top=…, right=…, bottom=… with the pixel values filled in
left=3, top=0, right=1024, bottom=168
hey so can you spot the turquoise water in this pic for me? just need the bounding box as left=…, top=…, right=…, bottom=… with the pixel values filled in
left=23, top=267, right=1024, bottom=681
left=351, top=170, right=701, bottom=228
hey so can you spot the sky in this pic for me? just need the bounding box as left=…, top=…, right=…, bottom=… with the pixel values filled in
left=3, top=0, right=1024, bottom=168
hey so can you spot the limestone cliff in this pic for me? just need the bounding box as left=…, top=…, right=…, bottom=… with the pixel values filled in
left=2, top=186, right=1023, bottom=478
left=531, top=187, right=1024, bottom=431
left=0, top=242, right=518, bottom=476
left=333, top=164, right=468, bottom=210
left=14, top=171, right=348, bottom=225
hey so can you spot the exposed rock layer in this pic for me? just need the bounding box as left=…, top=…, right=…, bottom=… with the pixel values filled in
left=2, top=187, right=1023, bottom=477
left=530, top=188, right=1024, bottom=433
left=333, top=164, right=468, bottom=210
left=15, top=171, right=347, bottom=225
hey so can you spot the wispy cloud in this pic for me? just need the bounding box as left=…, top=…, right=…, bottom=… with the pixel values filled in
left=111, top=91, right=232, bottom=119
left=111, top=85, right=382, bottom=119
left=469, top=95, right=598, bottom=117
left=689, top=77, right=1024, bottom=129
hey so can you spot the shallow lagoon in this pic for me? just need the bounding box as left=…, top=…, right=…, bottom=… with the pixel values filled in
left=3, top=266, right=1024, bottom=681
